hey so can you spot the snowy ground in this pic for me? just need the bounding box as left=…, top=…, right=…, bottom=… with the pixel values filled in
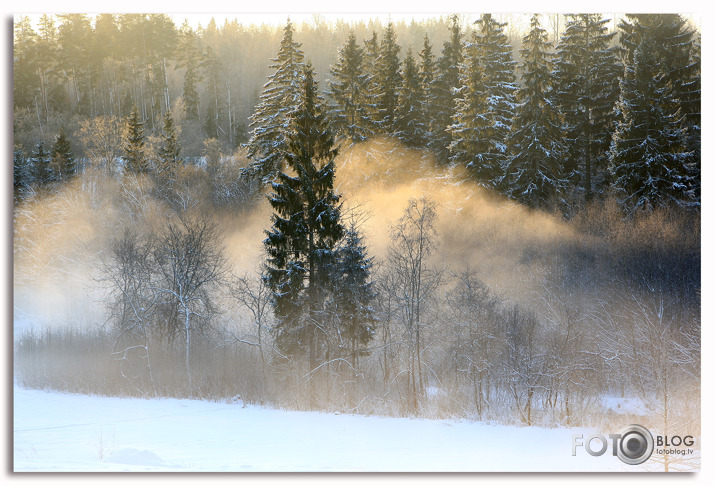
left=14, top=384, right=646, bottom=473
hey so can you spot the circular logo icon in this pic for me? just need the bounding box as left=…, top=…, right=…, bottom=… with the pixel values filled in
left=617, top=424, right=654, bottom=465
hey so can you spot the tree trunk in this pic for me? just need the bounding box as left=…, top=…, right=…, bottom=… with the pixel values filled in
left=185, top=306, right=192, bottom=397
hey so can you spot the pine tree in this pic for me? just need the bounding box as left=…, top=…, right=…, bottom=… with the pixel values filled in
left=395, top=50, right=428, bottom=148
left=245, top=19, right=305, bottom=182
left=36, top=14, right=60, bottom=123
left=30, top=141, right=53, bottom=185
left=57, top=14, right=93, bottom=116
left=204, top=101, right=219, bottom=141
left=373, top=22, right=402, bottom=134
left=13, top=16, right=40, bottom=113
left=124, top=108, right=149, bottom=173
left=609, top=36, right=697, bottom=213
left=50, top=129, right=76, bottom=181
left=449, top=14, right=517, bottom=188
left=177, top=21, right=202, bottom=122
left=553, top=14, right=621, bottom=202
left=327, top=31, right=373, bottom=142
left=505, top=15, right=566, bottom=207
left=264, top=63, right=344, bottom=372
left=202, top=45, right=225, bottom=140
left=429, top=15, right=462, bottom=161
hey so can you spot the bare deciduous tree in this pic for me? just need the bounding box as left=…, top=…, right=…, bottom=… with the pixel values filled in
left=447, top=269, right=501, bottom=418
left=385, top=196, right=442, bottom=411
left=151, top=216, right=227, bottom=397
left=102, top=228, right=157, bottom=396
left=502, top=305, right=544, bottom=426
left=78, top=115, right=124, bottom=170
left=229, top=271, right=273, bottom=372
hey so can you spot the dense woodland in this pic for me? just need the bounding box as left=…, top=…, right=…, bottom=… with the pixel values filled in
left=13, top=13, right=700, bottom=211
left=14, top=13, right=700, bottom=471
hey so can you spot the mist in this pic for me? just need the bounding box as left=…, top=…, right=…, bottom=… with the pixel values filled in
left=14, top=135, right=699, bottom=337
left=14, top=137, right=584, bottom=334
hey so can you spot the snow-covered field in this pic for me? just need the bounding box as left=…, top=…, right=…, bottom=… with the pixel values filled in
left=14, top=384, right=644, bottom=472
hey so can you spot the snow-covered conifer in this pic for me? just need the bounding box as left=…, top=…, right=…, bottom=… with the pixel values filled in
left=264, top=63, right=343, bottom=368
left=418, top=34, right=436, bottom=143
left=373, top=22, right=402, bottom=134
left=449, top=14, right=517, bottom=189
left=609, top=36, right=697, bottom=213
left=395, top=50, right=428, bottom=148
left=245, top=19, right=305, bottom=182
left=429, top=15, right=462, bottom=162
left=553, top=14, right=621, bottom=202
left=506, top=15, right=566, bottom=207
left=31, top=141, right=53, bottom=184
left=331, top=222, right=376, bottom=369
left=327, top=31, right=373, bottom=142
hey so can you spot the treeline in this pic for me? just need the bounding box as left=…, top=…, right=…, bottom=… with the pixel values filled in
left=13, top=14, right=455, bottom=164
left=246, top=14, right=700, bottom=213
left=14, top=13, right=701, bottom=214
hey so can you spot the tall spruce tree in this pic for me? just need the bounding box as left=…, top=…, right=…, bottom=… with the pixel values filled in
left=157, top=110, right=181, bottom=182
left=687, top=33, right=701, bottom=126
left=245, top=19, right=305, bottom=182
left=618, top=14, right=697, bottom=109
left=448, top=29, right=484, bottom=173
left=616, top=14, right=700, bottom=205
left=395, top=50, right=428, bottom=148
left=418, top=34, right=436, bottom=143
left=506, top=15, right=566, bottom=207
left=429, top=15, right=462, bottom=161
left=609, top=36, right=697, bottom=212
left=362, top=31, right=381, bottom=130
left=332, top=222, right=376, bottom=370
left=449, top=14, right=517, bottom=188
left=327, top=31, right=373, bottom=142
left=686, top=34, right=701, bottom=188
left=553, top=14, right=621, bottom=203
left=373, top=22, right=402, bottom=134
left=124, top=108, right=149, bottom=173
left=50, top=129, right=76, bottom=181
left=263, top=63, right=344, bottom=376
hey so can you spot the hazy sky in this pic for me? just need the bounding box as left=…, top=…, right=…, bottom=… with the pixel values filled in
left=15, top=4, right=702, bottom=36
left=14, top=0, right=704, bottom=26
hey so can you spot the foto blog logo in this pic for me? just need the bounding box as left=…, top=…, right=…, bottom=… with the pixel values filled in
left=572, top=424, right=654, bottom=465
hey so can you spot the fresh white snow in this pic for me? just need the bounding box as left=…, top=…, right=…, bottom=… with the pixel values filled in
left=13, top=384, right=644, bottom=472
